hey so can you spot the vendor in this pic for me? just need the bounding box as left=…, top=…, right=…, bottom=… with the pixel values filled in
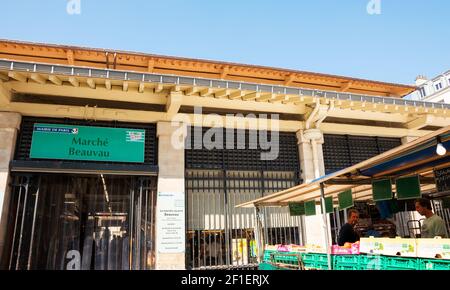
left=415, top=198, right=448, bottom=238
left=338, top=209, right=360, bottom=246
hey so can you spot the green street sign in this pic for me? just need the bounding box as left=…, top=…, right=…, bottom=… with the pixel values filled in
left=321, top=196, right=334, bottom=214
left=338, top=190, right=354, bottom=210
left=372, top=179, right=393, bottom=201
left=30, top=123, right=145, bottom=163
left=289, top=202, right=305, bottom=216
left=305, top=200, right=316, bottom=216
left=396, top=175, right=421, bottom=200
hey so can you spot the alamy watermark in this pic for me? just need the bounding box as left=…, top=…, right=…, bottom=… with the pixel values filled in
left=367, top=0, right=381, bottom=15
left=170, top=107, right=280, bottom=161
left=65, top=1, right=380, bottom=16
left=67, top=0, right=81, bottom=15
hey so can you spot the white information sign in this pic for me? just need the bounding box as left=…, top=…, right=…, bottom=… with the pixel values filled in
left=157, top=192, right=185, bottom=253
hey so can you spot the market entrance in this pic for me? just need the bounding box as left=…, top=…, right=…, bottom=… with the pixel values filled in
left=4, top=173, right=157, bottom=270
left=185, top=127, right=304, bottom=270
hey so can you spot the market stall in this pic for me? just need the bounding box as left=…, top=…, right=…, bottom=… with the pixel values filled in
left=237, top=126, right=450, bottom=270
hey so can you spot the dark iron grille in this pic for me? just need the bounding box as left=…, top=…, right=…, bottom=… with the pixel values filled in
left=348, top=136, right=380, bottom=164
left=5, top=174, right=157, bottom=270
left=323, top=134, right=401, bottom=174
left=15, top=117, right=158, bottom=166
left=185, top=126, right=300, bottom=172
left=185, top=169, right=302, bottom=270
left=377, top=137, right=402, bottom=153
left=185, top=126, right=302, bottom=270
left=322, top=135, right=352, bottom=172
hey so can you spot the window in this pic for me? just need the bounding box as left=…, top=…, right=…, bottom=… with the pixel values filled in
left=435, top=82, right=443, bottom=91
left=419, top=87, right=427, bottom=98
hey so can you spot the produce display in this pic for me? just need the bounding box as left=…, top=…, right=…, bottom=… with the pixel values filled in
left=332, top=241, right=360, bottom=255
left=260, top=237, right=450, bottom=270
left=360, top=237, right=417, bottom=257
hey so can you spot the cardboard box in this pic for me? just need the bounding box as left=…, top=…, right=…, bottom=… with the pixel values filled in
left=306, top=244, right=327, bottom=254
left=416, top=238, right=450, bottom=260
left=331, top=243, right=360, bottom=255
left=360, top=237, right=417, bottom=257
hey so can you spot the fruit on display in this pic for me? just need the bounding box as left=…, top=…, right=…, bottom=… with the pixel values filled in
left=331, top=242, right=361, bottom=255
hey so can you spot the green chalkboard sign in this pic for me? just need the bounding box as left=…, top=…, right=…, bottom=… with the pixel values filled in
left=338, top=190, right=353, bottom=210
left=434, top=166, right=450, bottom=193
left=396, top=175, right=421, bottom=200
left=321, top=196, right=334, bottom=214
left=304, top=201, right=316, bottom=216
left=289, top=202, right=305, bottom=216
left=372, top=179, right=393, bottom=201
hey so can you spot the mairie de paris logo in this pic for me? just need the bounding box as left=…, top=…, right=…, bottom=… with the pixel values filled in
left=126, top=131, right=145, bottom=143
left=35, top=125, right=79, bottom=134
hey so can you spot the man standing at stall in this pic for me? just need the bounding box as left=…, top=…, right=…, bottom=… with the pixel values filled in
left=415, top=198, right=449, bottom=238
left=338, top=209, right=360, bottom=246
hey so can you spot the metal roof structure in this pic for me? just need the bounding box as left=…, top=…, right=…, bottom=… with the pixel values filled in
left=0, top=39, right=416, bottom=97
left=1, top=58, right=448, bottom=110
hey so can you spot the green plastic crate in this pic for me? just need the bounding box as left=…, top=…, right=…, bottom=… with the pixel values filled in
left=301, top=253, right=329, bottom=263
left=359, top=255, right=386, bottom=270
left=263, top=250, right=277, bottom=262
left=270, top=252, right=304, bottom=270
left=302, top=254, right=331, bottom=270
left=384, top=256, right=419, bottom=270
left=333, top=263, right=364, bottom=270
left=259, top=262, right=277, bottom=270
left=418, top=259, right=450, bottom=270
left=271, top=252, right=300, bottom=263
left=333, top=255, right=360, bottom=265
left=333, top=255, right=365, bottom=270
left=304, top=262, right=330, bottom=270
left=304, top=253, right=332, bottom=270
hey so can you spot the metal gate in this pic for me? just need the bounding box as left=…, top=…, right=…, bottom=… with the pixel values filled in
left=323, top=135, right=402, bottom=174
left=5, top=174, right=157, bottom=270
left=185, top=127, right=303, bottom=270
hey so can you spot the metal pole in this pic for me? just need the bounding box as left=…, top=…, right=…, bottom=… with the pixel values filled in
left=253, top=206, right=264, bottom=264
left=320, top=182, right=332, bottom=270
left=27, top=180, right=41, bottom=270
left=9, top=179, right=24, bottom=270
left=16, top=179, right=30, bottom=270
left=335, top=208, right=341, bottom=244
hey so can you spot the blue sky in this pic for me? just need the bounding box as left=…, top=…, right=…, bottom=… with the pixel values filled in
left=1, top=0, right=449, bottom=84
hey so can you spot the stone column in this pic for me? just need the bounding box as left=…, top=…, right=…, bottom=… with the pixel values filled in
left=296, top=130, right=315, bottom=183
left=296, top=128, right=331, bottom=249
left=0, top=112, right=21, bottom=264
left=155, top=121, right=187, bottom=270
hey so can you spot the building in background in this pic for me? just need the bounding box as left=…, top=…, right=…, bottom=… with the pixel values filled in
left=409, top=71, right=450, bottom=104
left=0, top=40, right=449, bottom=270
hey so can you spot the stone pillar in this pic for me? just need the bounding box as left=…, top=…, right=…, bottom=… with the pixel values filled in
left=155, top=121, right=187, bottom=270
left=296, top=128, right=331, bottom=249
left=296, top=130, right=315, bottom=183
left=0, top=112, right=21, bottom=264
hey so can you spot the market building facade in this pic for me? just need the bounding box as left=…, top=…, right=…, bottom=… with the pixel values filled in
left=0, top=40, right=449, bottom=270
